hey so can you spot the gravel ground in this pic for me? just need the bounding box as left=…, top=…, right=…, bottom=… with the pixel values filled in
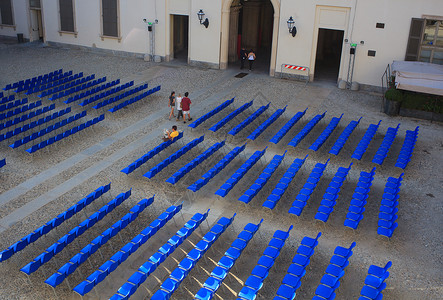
left=0, top=41, right=442, bottom=300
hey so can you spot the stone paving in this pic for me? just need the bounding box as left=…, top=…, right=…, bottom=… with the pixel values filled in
left=0, top=41, right=442, bottom=300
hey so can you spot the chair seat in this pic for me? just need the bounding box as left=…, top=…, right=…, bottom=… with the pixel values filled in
left=282, top=273, right=301, bottom=289
left=245, top=275, right=264, bottom=291
left=276, top=284, right=296, bottom=300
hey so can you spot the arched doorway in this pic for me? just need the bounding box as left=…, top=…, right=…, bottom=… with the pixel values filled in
left=221, top=0, right=280, bottom=75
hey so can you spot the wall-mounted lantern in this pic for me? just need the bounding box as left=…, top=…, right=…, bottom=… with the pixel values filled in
left=197, top=9, right=209, bottom=28
left=287, top=16, right=297, bottom=37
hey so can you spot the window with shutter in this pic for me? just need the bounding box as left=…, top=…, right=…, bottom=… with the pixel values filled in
left=0, top=0, right=14, bottom=25
left=59, top=0, right=74, bottom=32
left=102, top=0, right=118, bottom=37
left=405, top=18, right=424, bottom=61
left=405, top=17, right=443, bottom=65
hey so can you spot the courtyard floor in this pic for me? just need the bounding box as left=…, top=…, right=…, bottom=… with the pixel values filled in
left=0, top=41, right=442, bottom=300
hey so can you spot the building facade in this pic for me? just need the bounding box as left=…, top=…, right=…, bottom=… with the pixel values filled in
left=1, top=0, right=442, bottom=88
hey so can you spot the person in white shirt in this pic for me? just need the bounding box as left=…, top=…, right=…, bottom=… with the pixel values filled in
left=175, top=93, right=183, bottom=121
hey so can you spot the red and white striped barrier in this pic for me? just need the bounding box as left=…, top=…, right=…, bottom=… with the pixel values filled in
left=283, top=64, right=307, bottom=71
left=280, top=64, right=310, bottom=84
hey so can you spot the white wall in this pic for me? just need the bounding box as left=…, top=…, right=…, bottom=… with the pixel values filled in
left=3, top=0, right=442, bottom=87
left=188, top=0, right=222, bottom=66
left=350, top=0, right=443, bottom=86
left=277, top=0, right=443, bottom=86
left=42, top=0, right=154, bottom=55
left=0, top=0, right=30, bottom=40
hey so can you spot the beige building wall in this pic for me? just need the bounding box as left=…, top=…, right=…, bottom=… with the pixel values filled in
left=350, top=0, right=443, bottom=86
left=0, top=0, right=32, bottom=41
left=1, top=0, right=442, bottom=88
left=41, top=0, right=153, bottom=55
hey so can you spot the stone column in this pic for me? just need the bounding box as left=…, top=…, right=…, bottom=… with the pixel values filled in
left=228, top=6, right=241, bottom=63
left=220, top=8, right=230, bottom=69
left=269, top=9, right=280, bottom=76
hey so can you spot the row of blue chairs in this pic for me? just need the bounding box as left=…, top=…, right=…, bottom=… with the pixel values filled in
left=248, top=105, right=286, bottom=141
left=50, top=76, right=105, bottom=101
left=228, top=103, right=270, bottom=136
left=109, top=85, right=160, bottom=113
left=0, top=100, right=42, bottom=121
left=378, top=174, right=403, bottom=238
left=270, top=108, right=308, bottom=144
left=93, top=81, right=146, bottom=109
left=359, top=261, right=392, bottom=300
left=26, top=114, right=105, bottom=153
left=38, top=72, right=85, bottom=97
left=0, top=107, right=71, bottom=142
left=352, top=120, right=382, bottom=160
left=263, top=155, right=308, bottom=210
left=0, top=183, right=110, bottom=263
left=21, top=189, right=131, bottom=275
left=121, top=132, right=184, bottom=174
left=197, top=219, right=264, bottom=300
left=0, top=97, right=27, bottom=112
left=309, top=114, right=343, bottom=151
left=372, top=124, right=400, bottom=165
left=216, top=147, right=267, bottom=198
left=1, top=94, right=14, bottom=104
left=315, top=163, right=353, bottom=223
left=3, top=69, right=63, bottom=91
left=344, top=168, right=376, bottom=230
left=73, top=202, right=183, bottom=296
left=166, top=140, right=225, bottom=184
left=48, top=75, right=96, bottom=100
left=0, top=158, right=5, bottom=168
left=10, top=110, right=85, bottom=149
left=0, top=103, right=54, bottom=130
left=189, top=143, right=246, bottom=192
left=24, top=71, right=73, bottom=94
left=396, top=126, right=419, bottom=169
left=238, top=225, right=293, bottom=300
left=94, top=83, right=148, bottom=110
left=80, top=80, right=134, bottom=107
left=329, top=117, right=362, bottom=155
left=288, top=111, right=326, bottom=147
left=65, top=79, right=120, bottom=104
left=189, top=98, right=235, bottom=129
left=313, top=242, right=356, bottom=300
left=274, top=232, right=321, bottom=300
left=144, top=135, right=204, bottom=179
left=152, top=213, right=236, bottom=299
left=45, top=196, right=154, bottom=288
left=112, top=210, right=209, bottom=300
left=289, top=159, right=330, bottom=216
left=239, top=151, right=287, bottom=204
left=209, top=100, right=253, bottom=132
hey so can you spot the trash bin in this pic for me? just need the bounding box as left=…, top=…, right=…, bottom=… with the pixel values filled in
left=17, top=33, right=24, bottom=43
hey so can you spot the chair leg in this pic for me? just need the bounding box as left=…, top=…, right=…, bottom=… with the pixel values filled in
left=50, top=286, right=58, bottom=299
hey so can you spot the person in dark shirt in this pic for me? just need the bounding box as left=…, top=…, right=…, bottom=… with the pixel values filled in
left=240, top=47, right=247, bottom=70
left=181, top=92, right=192, bottom=123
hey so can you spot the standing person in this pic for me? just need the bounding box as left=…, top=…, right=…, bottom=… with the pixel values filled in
left=248, top=49, right=256, bottom=71
left=176, top=93, right=183, bottom=121
left=181, top=92, right=193, bottom=124
left=240, top=47, right=247, bottom=70
left=168, top=91, right=175, bottom=120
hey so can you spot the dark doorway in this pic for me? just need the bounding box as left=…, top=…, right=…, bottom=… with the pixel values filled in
left=228, top=0, right=274, bottom=73
left=314, top=28, right=344, bottom=82
left=172, top=15, right=189, bottom=61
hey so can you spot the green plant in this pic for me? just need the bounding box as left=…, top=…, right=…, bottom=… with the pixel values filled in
left=385, top=88, right=403, bottom=102
left=402, top=91, right=443, bottom=113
